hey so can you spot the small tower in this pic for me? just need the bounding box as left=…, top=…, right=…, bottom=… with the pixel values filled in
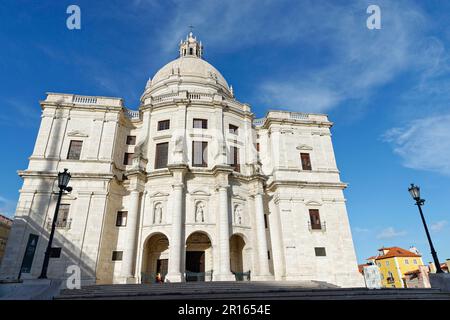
left=179, top=32, right=203, bottom=58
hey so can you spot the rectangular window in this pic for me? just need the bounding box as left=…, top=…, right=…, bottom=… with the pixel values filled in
left=155, top=142, right=169, bottom=169
left=309, top=209, right=322, bottom=230
left=386, top=261, right=390, bottom=266
left=126, top=136, right=136, bottom=145
left=158, top=120, right=170, bottom=131
left=229, top=146, right=240, bottom=172
left=405, top=259, right=409, bottom=264
left=268, top=250, right=271, bottom=260
left=413, top=259, right=418, bottom=265
left=123, top=152, right=134, bottom=165
left=116, top=211, right=128, bottom=227
left=193, top=118, right=208, bottom=129
left=264, top=214, right=268, bottom=229
left=192, top=141, right=208, bottom=167
left=314, top=247, right=326, bottom=256
left=301, top=153, right=312, bottom=170
left=112, top=251, right=123, bottom=261
left=56, top=204, right=70, bottom=228
left=229, top=124, right=239, bottom=134
left=50, top=247, right=61, bottom=258
left=256, top=143, right=260, bottom=152
left=67, top=140, right=83, bottom=160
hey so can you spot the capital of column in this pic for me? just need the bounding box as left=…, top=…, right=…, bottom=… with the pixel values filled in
left=215, top=184, right=230, bottom=192
left=172, top=183, right=184, bottom=190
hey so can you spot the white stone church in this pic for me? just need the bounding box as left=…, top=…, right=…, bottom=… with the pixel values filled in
left=0, top=33, right=363, bottom=287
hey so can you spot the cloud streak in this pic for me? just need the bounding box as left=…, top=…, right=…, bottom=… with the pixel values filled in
left=430, top=220, right=448, bottom=232
left=383, top=114, right=450, bottom=176
left=376, top=227, right=407, bottom=239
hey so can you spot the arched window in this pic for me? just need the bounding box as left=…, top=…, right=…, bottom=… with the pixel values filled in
left=189, top=48, right=193, bottom=55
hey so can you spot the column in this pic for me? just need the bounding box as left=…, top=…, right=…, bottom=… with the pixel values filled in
left=165, top=183, right=184, bottom=282
left=269, top=199, right=286, bottom=280
left=121, top=190, right=140, bottom=283
left=216, top=186, right=234, bottom=281
left=254, top=192, right=271, bottom=279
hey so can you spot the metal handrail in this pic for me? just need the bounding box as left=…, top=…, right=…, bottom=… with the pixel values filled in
left=185, top=270, right=214, bottom=282
left=308, top=221, right=326, bottom=231
left=233, top=270, right=251, bottom=281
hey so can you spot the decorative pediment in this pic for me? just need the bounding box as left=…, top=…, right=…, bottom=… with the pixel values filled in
left=190, top=189, right=211, bottom=196
left=296, top=144, right=313, bottom=151
left=305, top=200, right=322, bottom=206
left=232, top=194, right=246, bottom=201
left=67, top=130, right=88, bottom=137
left=150, top=191, right=170, bottom=198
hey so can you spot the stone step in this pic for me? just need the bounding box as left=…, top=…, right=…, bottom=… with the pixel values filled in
left=55, top=282, right=450, bottom=300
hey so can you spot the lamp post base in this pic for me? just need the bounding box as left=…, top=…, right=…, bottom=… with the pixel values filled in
left=429, top=273, right=450, bottom=292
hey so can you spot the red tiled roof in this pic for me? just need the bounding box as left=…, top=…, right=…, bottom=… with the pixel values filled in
left=358, top=264, right=369, bottom=273
left=404, top=269, right=420, bottom=276
left=374, top=247, right=421, bottom=260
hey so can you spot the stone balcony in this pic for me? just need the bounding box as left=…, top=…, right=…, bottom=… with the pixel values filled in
left=253, top=110, right=330, bottom=127
left=44, top=93, right=124, bottom=108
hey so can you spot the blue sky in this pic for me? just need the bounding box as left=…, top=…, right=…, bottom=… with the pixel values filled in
left=0, top=0, right=449, bottom=265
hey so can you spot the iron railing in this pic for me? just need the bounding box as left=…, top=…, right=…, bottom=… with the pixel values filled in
left=46, top=218, right=72, bottom=230
left=233, top=271, right=251, bottom=281
left=140, top=272, right=169, bottom=284
left=185, top=270, right=214, bottom=282
left=308, top=221, right=326, bottom=231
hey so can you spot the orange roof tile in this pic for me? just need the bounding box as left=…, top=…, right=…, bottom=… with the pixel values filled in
left=404, top=269, right=420, bottom=276
left=374, top=247, right=421, bottom=260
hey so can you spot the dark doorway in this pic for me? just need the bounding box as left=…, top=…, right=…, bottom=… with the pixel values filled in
left=186, top=251, right=205, bottom=281
left=156, top=259, right=168, bottom=280
left=186, top=251, right=205, bottom=272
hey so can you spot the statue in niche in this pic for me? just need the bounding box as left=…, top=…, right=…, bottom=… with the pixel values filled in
left=214, top=139, right=227, bottom=161
left=234, top=206, right=243, bottom=225
left=153, top=203, right=163, bottom=224
left=174, top=135, right=184, bottom=154
left=195, top=202, right=205, bottom=223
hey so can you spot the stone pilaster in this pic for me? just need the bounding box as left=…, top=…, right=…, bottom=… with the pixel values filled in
left=253, top=190, right=272, bottom=280
left=215, top=185, right=234, bottom=281
left=165, top=164, right=187, bottom=282
left=120, top=190, right=141, bottom=283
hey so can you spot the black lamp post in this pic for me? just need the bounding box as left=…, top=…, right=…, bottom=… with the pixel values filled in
left=38, top=169, right=72, bottom=279
left=408, top=183, right=443, bottom=273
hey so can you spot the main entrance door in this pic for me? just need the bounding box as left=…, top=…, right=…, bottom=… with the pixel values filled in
left=186, top=251, right=205, bottom=273
left=186, top=251, right=205, bottom=281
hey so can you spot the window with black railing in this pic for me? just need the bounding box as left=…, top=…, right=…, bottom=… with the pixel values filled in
left=309, top=209, right=324, bottom=230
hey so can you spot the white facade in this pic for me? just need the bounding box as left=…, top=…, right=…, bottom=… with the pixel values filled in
left=0, top=33, right=363, bottom=287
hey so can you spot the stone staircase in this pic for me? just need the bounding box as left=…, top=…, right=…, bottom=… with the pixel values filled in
left=55, top=281, right=450, bottom=300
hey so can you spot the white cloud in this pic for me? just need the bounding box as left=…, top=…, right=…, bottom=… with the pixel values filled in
left=430, top=220, right=448, bottom=232
left=376, top=227, right=407, bottom=239
left=154, top=0, right=443, bottom=113
left=383, top=114, right=450, bottom=176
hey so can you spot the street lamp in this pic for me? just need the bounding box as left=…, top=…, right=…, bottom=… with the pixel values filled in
left=38, top=169, right=72, bottom=279
left=408, top=183, right=443, bottom=273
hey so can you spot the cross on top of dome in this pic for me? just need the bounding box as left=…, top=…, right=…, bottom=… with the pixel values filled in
left=179, top=31, right=203, bottom=58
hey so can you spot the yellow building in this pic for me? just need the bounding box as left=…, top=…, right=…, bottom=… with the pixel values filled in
left=367, top=247, right=424, bottom=288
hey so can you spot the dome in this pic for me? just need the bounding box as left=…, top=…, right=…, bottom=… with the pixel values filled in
left=142, top=32, right=232, bottom=100
left=151, top=56, right=229, bottom=90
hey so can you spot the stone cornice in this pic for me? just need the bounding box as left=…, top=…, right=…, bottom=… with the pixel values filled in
left=267, top=180, right=347, bottom=192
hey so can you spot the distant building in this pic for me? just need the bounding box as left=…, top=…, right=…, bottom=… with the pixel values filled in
left=361, top=264, right=382, bottom=289
left=429, top=260, right=450, bottom=273
left=366, top=246, right=424, bottom=288
left=0, top=214, right=13, bottom=266
left=403, top=265, right=431, bottom=288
